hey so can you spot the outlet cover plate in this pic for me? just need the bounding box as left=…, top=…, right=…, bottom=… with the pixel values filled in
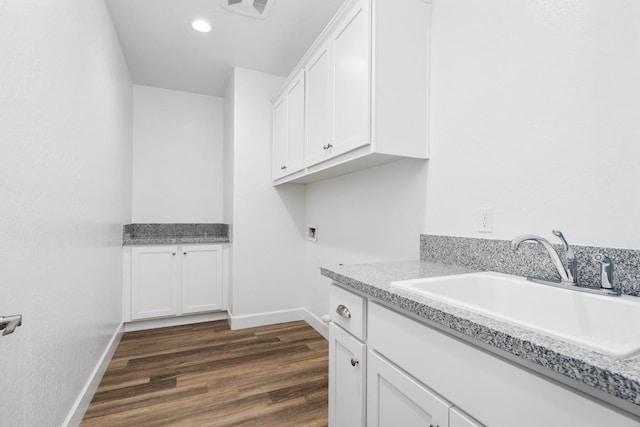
left=478, top=208, right=493, bottom=233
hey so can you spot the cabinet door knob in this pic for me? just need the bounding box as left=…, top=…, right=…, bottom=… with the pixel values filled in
left=172, top=252, right=176, bottom=256
left=183, top=252, right=187, bottom=255
left=350, top=358, right=359, bottom=367
left=327, top=143, right=333, bottom=149
left=336, top=304, right=351, bottom=318
left=281, top=165, right=287, bottom=170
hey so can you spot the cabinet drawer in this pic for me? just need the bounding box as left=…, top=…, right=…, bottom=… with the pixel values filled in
left=329, top=284, right=366, bottom=340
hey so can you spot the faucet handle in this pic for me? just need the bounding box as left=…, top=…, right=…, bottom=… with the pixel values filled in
left=552, top=230, right=577, bottom=283
left=552, top=230, right=570, bottom=252
left=0, top=314, right=22, bottom=336
left=593, top=253, right=614, bottom=290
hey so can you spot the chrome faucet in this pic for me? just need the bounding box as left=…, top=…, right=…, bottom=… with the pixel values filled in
left=511, top=231, right=621, bottom=296
left=511, top=230, right=576, bottom=284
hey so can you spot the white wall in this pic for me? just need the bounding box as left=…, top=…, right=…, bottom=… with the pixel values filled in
left=223, top=74, right=235, bottom=228
left=132, top=85, right=224, bottom=223
left=425, top=0, right=640, bottom=249
left=304, top=159, right=428, bottom=319
left=226, top=68, right=307, bottom=325
left=0, top=0, right=132, bottom=425
left=223, top=72, right=235, bottom=305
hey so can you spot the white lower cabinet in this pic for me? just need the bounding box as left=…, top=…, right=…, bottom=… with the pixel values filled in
left=328, top=285, right=482, bottom=427
left=329, top=323, right=366, bottom=427
left=367, top=301, right=637, bottom=427
left=131, top=245, right=180, bottom=319
left=126, top=244, right=227, bottom=322
left=180, top=244, right=223, bottom=314
left=367, top=350, right=450, bottom=427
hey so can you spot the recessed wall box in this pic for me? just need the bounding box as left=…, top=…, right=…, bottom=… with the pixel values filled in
left=307, top=226, right=318, bottom=242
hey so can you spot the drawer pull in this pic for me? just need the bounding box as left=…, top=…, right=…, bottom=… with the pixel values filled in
left=336, top=304, right=351, bottom=319
left=350, top=358, right=359, bottom=367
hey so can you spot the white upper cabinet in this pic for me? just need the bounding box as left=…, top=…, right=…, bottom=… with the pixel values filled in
left=272, top=96, right=288, bottom=179
left=306, top=42, right=333, bottom=167
left=272, top=0, right=431, bottom=185
left=331, top=0, right=370, bottom=158
left=306, top=0, right=371, bottom=167
left=272, top=70, right=305, bottom=180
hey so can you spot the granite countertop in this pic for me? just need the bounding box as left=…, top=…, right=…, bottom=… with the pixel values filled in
left=321, top=260, right=640, bottom=414
left=122, top=223, right=230, bottom=246
left=123, top=236, right=229, bottom=245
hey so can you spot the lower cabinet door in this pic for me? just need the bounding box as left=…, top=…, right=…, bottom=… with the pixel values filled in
left=181, top=244, right=223, bottom=314
left=367, top=350, right=451, bottom=427
left=131, top=245, right=180, bottom=320
left=329, top=323, right=366, bottom=427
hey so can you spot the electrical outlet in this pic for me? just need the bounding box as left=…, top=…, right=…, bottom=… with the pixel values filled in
left=478, top=208, right=493, bottom=233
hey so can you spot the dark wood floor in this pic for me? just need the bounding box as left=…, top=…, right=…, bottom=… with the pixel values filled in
left=81, top=320, right=329, bottom=426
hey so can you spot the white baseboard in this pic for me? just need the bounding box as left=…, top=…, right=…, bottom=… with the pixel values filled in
left=229, top=308, right=329, bottom=339
left=303, top=309, right=329, bottom=339
left=124, top=312, right=229, bottom=332
left=229, top=308, right=308, bottom=330
left=62, top=322, right=124, bottom=427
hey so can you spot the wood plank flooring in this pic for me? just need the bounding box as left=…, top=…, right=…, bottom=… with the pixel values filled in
left=81, top=320, right=329, bottom=426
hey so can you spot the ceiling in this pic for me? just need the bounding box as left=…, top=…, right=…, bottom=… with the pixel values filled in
left=105, top=0, right=346, bottom=97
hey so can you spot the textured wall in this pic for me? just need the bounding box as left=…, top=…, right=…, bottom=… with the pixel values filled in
left=0, top=0, right=132, bottom=425
left=227, top=68, right=306, bottom=319
left=132, top=85, right=224, bottom=223
left=425, top=0, right=640, bottom=249
left=304, top=159, right=428, bottom=321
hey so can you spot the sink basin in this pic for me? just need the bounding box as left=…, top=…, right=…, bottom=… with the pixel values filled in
left=391, top=272, right=640, bottom=358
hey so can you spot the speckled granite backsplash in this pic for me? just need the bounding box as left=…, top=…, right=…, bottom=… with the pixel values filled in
left=421, top=234, right=640, bottom=296
left=123, top=223, right=229, bottom=244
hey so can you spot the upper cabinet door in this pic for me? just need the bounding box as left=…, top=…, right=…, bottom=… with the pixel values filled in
left=286, top=70, right=305, bottom=174
left=305, top=42, right=333, bottom=167
left=331, top=0, right=371, bottom=157
left=272, top=96, right=288, bottom=180
left=272, top=71, right=306, bottom=180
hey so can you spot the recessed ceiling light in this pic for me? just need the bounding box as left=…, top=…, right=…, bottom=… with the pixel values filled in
left=192, top=19, right=211, bottom=33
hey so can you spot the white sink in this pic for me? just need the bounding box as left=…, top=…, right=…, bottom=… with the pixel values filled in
left=391, top=272, right=640, bottom=358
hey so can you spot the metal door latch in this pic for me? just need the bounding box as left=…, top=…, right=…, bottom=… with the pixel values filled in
left=0, top=315, right=22, bottom=336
